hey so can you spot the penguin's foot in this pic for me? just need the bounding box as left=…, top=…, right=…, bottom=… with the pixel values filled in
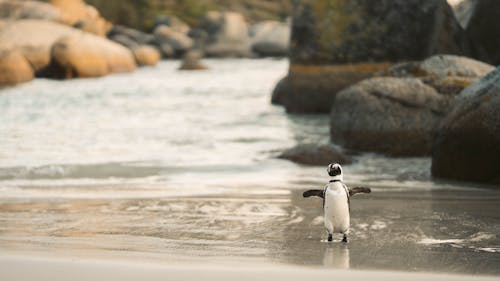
left=327, top=234, right=333, bottom=242
left=342, top=234, right=348, bottom=243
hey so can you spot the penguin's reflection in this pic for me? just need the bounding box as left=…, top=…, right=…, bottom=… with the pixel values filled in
left=322, top=244, right=350, bottom=269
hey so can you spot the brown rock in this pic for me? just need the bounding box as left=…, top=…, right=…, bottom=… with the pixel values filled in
left=48, top=33, right=136, bottom=78
left=179, top=51, right=208, bottom=71
left=50, top=0, right=112, bottom=35
left=132, top=45, right=161, bottom=66
left=0, top=20, right=76, bottom=72
left=0, top=44, right=34, bottom=86
left=282, top=63, right=391, bottom=113
left=0, top=0, right=64, bottom=23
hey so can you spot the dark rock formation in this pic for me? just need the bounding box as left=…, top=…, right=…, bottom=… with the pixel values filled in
left=274, top=0, right=473, bottom=113
left=432, top=67, right=500, bottom=184
left=278, top=143, right=352, bottom=166
left=463, top=0, right=500, bottom=65
left=330, top=55, right=494, bottom=156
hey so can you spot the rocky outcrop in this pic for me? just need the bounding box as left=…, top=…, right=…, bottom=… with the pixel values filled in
left=0, top=20, right=76, bottom=72
left=132, top=45, right=160, bottom=66
left=330, top=55, right=494, bottom=156
left=278, top=143, right=352, bottom=166
left=0, top=0, right=64, bottom=23
left=0, top=44, right=34, bottom=86
left=273, top=0, right=473, bottom=113
left=179, top=50, right=208, bottom=71
left=250, top=20, right=290, bottom=57
left=331, top=78, right=449, bottom=156
left=50, top=0, right=111, bottom=35
left=198, top=11, right=251, bottom=57
left=154, top=25, right=193, bottom=57
left=46, top=33, right=136, bottom=78
left=432, top=67, right=500, bottom=184
left=462, top=0, right=500, bottom=65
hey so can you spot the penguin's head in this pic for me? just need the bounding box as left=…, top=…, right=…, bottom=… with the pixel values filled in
left=327, top=163, right=343, bottom=181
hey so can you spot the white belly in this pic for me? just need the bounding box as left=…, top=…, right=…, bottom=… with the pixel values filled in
left=324, top=184, right=350, bottom=234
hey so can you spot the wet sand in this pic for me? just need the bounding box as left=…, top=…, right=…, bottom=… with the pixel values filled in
left=0, top=185, right=499, bottom=276
left=1, top=254, right=499, bottom=281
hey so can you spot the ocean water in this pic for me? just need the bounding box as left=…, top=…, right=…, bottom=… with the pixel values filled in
left=0, top=59, right=499, bottom=274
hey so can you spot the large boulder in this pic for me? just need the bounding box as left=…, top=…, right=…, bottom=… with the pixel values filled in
left=462, top=0, right=500, bottom=65
left=250, top=20, right=290, bottom=57
left=46, top=33, right=136, bottom=78
left=278, top=143, right=352, bottom=166
left=132, top=45, right=160, bottom=67
left=198, top=11, right=251, bottom=57
left=0, top=20, right=76, bottom=72
left=0, top=0, right=64, bottom=22
left=331, top=77, right=449, bottom=156
left=274, top=0, right=473, bottom=113
left=0, top=44, right=34, bottom=87
left=154, top=25, right=193, bottom=57
left=432, top=67, right=500, bottom=184
left=50, top=0, right=112, bottom=35
left=330, top=55, right=494, bottom=156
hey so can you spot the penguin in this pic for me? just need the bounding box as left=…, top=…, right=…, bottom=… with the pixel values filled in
left=303, top=163, right=371, bottom=243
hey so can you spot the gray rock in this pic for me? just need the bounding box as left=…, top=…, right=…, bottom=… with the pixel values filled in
left=153, top=15, right=190, bottom=34
left=378, top=55, right=495, bottom=96
left=154, top=25, right=193, bottom=57
left=331, top=77, right=449, bottom=156
left=432, top=67, right=500, bottom=184
left=419, top=55, right=494, bottom=78
left=109, top=34, right=139, bottom=49
left=198, top=11, right=251, bottom=57
left=250, top=21, right=290, bottom=57
left=451, top=0, right=475, bottom=28
left=108, top=25, right=155, bottom=46
left=278, top=143, right=352, bottom=166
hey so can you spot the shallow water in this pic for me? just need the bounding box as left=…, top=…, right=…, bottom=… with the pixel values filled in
left=0, top=59, right=499, bottom=274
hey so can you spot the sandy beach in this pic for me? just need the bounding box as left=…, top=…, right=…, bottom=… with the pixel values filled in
left=1, top=60, right=499, bottom=280
left=1, top=254, right=499, bottom=281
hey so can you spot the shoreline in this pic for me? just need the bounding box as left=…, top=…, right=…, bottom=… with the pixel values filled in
left=1, top=254, right=498, bottom=281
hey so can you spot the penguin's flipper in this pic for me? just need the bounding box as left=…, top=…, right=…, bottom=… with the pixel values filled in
left=349, top=187, right=371, bottom=196
left=303, top=189, right=324, bottom=198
